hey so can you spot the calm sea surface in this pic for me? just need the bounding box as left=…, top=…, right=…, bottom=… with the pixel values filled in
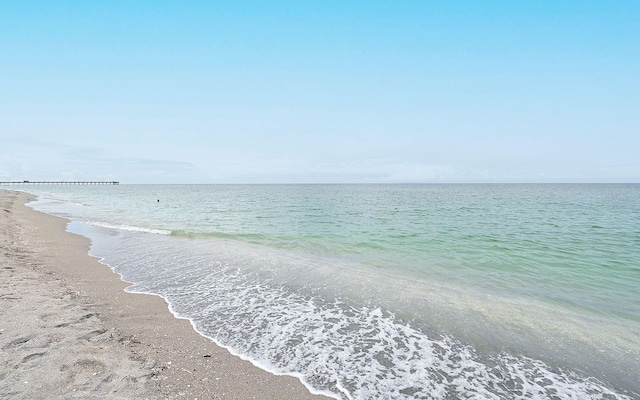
left=19, top=184, right=640, bottom=399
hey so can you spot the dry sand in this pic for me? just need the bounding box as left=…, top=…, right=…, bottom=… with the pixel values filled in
left=0, top=190, right=330, bottom=399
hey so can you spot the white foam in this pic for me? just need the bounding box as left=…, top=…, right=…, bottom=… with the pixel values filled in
left=88, top=221, right=171, bottom=235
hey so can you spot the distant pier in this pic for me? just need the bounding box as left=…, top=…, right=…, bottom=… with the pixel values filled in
left=0, top=181, right=120, bottom=185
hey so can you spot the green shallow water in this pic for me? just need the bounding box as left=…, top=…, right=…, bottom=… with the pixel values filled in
left=17, top=183, right=640, bottom=396
left=23, top=183, right=640, bottom=321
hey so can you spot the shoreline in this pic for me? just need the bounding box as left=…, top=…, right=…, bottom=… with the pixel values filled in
left=0, top=190, right=330, bottom=399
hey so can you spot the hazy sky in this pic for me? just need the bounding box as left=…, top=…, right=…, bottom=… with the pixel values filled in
left=1, top=1, right=638, bottom=183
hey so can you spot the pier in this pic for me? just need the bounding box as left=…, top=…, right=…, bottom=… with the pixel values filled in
left=0, top=181, right=119, bottom=185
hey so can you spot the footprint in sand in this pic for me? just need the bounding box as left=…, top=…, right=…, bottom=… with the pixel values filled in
left=2, top=335, right=35, bottom=350
left=78, top=329, right=108, bottom=341
left=21, top=352, right=47, bottom=364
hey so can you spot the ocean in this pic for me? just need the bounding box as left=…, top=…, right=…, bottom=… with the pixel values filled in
left=17, top=184, right=640, bottom=399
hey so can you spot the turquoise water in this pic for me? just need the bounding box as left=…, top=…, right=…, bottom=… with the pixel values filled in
left=17, top=184, right=640, bottom=399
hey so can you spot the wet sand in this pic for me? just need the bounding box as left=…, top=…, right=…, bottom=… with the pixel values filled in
left=0, top=190, right=330, bottom=399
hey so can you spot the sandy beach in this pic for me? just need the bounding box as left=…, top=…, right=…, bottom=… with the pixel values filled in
left=0, top=189, right=329, bottom=400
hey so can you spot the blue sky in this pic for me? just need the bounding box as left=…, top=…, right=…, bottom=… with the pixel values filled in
left=1, top=1, right=638, bottom=183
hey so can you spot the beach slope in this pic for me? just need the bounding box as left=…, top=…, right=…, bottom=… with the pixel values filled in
left=0, top=190, right=328, bottom=399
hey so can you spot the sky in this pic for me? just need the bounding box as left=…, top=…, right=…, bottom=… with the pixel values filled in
left=1, top=1, right=639, bottom=183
